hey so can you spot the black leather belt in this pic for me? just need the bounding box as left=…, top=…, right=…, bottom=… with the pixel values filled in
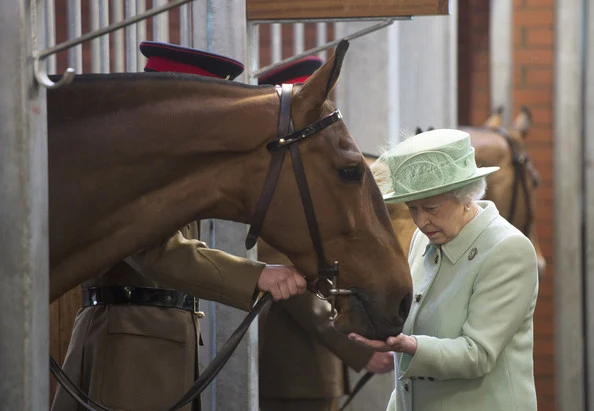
left=83, top=286, right=201, bottom=315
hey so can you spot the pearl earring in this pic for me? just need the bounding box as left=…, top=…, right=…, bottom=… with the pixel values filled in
left=464, top=206, right=470, bottom=212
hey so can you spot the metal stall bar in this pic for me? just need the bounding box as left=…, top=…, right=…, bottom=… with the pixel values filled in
left=68, top=0, right=83, bottom=72
left=293, top=22, right=304, bottom=54
left=1, top=0, right=49, bottom=408
left=137, top=0, right=147, bottom=70
left=113, top=0, right=125, bottom=72
left=153, top=0, right=170, bottom=42
left=316, top=22, right=327, bottom=60
left=489, top=0, right=513, bottom=125
left=45, top=0, right=57, bottom=72
left=125, top=0, right=138, bottom=71
left=179, top=2, right=192, bottom=46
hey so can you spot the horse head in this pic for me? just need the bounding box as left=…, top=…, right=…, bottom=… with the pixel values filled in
left=47, top=41, right=412, bottom=341
left=251, top=41, right=413, bottom=339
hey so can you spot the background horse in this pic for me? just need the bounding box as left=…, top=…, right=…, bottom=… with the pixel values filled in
left=47, top=41, right=412, bottom=340
left=378, top=107, right=545, bottom=276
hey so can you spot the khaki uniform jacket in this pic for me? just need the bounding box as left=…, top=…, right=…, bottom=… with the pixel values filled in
left=387, top=201, right=539, bottom=411
left=51, top=228, right=264, bottom=411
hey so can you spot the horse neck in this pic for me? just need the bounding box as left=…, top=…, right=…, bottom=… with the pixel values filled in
left=50, top=74, right=279, bottom=225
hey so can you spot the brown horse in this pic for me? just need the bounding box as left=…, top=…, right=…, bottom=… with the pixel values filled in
left=47, top=41, right=412, bottom=340
left=376, top=107, right=545, bottom=276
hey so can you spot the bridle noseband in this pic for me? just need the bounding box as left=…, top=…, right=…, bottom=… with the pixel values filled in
left=245, top=83, right=354, bottom=310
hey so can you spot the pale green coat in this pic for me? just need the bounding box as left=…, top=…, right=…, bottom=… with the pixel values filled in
left=387, top=201, right=538, bottom=411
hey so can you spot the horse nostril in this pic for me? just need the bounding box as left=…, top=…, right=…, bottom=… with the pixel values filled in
left=399, top=293, right=412, bottom=322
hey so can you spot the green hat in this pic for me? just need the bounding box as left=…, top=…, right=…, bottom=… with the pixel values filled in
left=379, top=129, right=500, bottom=203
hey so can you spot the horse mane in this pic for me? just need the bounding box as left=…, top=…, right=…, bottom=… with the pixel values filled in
left=49, top=71, right=264, bottom=90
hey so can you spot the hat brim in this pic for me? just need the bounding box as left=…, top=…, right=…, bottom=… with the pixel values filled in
left=382, top=166, right=500, bottom=204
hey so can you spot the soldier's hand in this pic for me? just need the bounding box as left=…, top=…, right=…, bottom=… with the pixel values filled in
left=365, top=351, right=394, bottom=374
left=257, top=264, right=307, bottom=301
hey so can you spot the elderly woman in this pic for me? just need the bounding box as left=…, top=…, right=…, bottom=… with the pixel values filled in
left=349, top=129, right=539, bottom=411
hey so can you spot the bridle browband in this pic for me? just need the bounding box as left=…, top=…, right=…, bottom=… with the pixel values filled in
left=51, top=83, right=355, bottom=411
left=495, top=128, right=540, bottom=236
left=246, top=83, right=354, bottom=305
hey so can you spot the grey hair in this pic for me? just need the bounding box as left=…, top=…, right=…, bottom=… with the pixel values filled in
left=448, top=178, right=487, bottom=203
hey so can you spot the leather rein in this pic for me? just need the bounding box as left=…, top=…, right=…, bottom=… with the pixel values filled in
left=52, top=83, right=353, bottom=410
left=496, top=128, right=540, bottom=236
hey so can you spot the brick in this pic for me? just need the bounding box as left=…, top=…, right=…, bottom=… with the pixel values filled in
left=515, top=89, right=553, bottom=106
left=525, top=67, right=554, bottom=86
left=514, top=27, right=526, bottom=47
left=515, top=49, right=554, bottom=66
left=514, top=10, right=555, bottom=27
left=526, top=28, right=554, bottom=47
left=525, top=0, right=554, bottom=8
left=528, top=107, right=553, bottom=127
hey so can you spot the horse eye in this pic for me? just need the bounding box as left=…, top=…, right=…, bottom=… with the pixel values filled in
left=338, top=164, right=364, bottom=181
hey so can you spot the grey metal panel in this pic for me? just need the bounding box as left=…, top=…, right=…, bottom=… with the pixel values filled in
left=0, top=1, right=49, bottom=408
left=197, top=3, right=255, bottom=411
left=554, top=0, right=586, bottom=409
left=584, top=0, right=594, bottom=408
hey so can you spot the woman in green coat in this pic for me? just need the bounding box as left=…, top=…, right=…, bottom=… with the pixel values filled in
left=349, top=128, right=539, bottom=411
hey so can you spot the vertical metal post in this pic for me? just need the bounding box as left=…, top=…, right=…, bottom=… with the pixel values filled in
left=67, top=0, right=83, bottom=71
left=271, top=23, right=281, bottom=63
left=179, top=2, right=192, bottom=46
left=153, top=0, right=169, bottom=42
left=44, top=0, right=56, bottom=73
left=125, top=0, right=138, bottom=72
left=293, top=23, right=304, bottom=54
left=197, top=4, right=257, bottom=410
left=316, top=22, right=327, bottom=60
left=90, top=2, right=100, bottom=72
left=0, top=1, right=49, bottom=409
left=112, top=0, right=125, bottom=72
left=554, top=0, right=586, bottom=408
left=586, top=0, right=594, bottom=407
left=136, top=0, right=147, bottom=70
left=489, top=0, right=513, bottom=124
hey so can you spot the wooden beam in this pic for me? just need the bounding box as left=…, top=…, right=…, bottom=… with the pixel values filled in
left=246, top=0, right=449, bottom=20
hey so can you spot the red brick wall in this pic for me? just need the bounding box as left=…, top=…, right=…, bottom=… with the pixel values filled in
left=513, top=0, right=556, bottom=409
left=458, top=1, right=556, bottom=410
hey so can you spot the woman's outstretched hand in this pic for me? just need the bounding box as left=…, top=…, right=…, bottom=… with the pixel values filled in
left=349, top=333, right=418, bottom=355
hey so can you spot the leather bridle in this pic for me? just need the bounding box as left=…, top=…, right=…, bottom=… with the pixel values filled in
left=246, top=83, right=354, bottom=308
left=52, top=83, right=355, bottom=411
left=496, top=128, right=540, bottom=236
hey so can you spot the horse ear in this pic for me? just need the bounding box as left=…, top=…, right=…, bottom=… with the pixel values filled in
left=296, top=40, right=349, bottom=107
left=484, top=106, right=504, bottom=129
left=512, top=106, right=532, bottom=138
left=415, top=127, right=423, bottom=135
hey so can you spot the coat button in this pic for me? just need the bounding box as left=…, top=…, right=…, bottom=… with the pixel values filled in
left=403, top=381, right=409, bottom=391
left=415, top=294, right=422, bottom=303
left=468, top=248, right=478, bottom=260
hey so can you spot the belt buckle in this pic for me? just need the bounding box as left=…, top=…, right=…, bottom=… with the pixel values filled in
left=193, top=298, right=205, bottom=318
